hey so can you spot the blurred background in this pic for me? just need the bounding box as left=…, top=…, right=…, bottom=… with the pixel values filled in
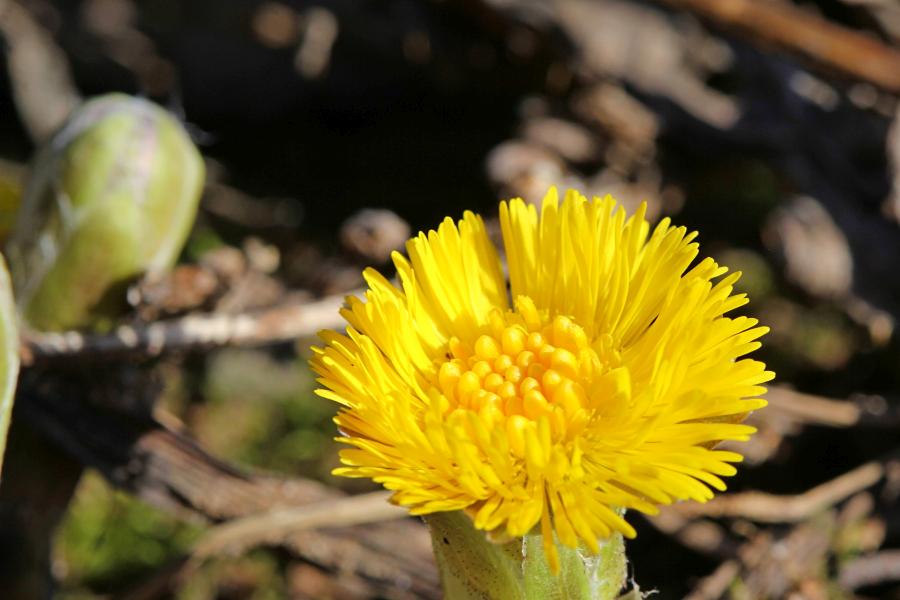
left=1, top=0, right=900, bottom=598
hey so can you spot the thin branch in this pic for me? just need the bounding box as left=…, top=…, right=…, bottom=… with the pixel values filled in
left=839, top=549, right=900, bottom=590
left=192, top=490, right=406, bottom=559
left=766, top=386, right=859, bottom=426
left=22, top=290, right=358, bottom=363
left=765, top=386, right=900, bottom=428
left=650, top=0, right=900, bottom=93
left=672, top=461, right=884, bottom=523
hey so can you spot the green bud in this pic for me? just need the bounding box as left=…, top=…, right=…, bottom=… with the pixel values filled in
left=5, top=93, right=205, bottom=331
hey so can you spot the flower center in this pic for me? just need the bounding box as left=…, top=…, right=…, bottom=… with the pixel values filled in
left=435, top=298, right=610, bottom=452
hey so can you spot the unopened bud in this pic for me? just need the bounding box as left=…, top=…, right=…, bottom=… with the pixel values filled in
left=6, top=93, right=205, bottom=331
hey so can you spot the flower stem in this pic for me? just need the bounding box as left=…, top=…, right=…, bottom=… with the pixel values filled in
left=425, top=511, right=627, bottom=599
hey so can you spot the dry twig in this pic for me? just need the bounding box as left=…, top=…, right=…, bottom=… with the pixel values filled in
left=22, top=290, right=357, bottom=363
left=839, top=549, right=900, bottom=590
left=672, top=461, right=884, bottom=523
left=192, top=490, right=406, bottom=559
left=766, top=386, right=900, bottom=429
left=650, top=0, right=900, bottom=93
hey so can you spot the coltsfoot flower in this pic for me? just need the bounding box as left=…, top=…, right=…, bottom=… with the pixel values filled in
left=312, top=188, right=773, bottom=572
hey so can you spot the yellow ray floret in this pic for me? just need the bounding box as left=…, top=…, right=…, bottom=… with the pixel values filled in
left=311, top=188, right=773, bottom=571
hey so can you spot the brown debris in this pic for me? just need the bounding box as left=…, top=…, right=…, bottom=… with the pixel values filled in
left=520, top=116, right=601, bottom=164
left=340, top=208, right=411, bottom=264
left=0, top=0, right=80, bottom=142
left=763, top=196, right=854, bottom=301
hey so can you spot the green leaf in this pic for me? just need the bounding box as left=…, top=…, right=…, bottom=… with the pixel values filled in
left=0, top=254, right=20, bottom=477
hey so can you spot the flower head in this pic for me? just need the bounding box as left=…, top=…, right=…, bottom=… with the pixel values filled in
left=312, top=188, right=773, bottom=570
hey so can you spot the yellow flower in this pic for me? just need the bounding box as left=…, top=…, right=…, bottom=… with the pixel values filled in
left=311, top=188, right=773, bottom=571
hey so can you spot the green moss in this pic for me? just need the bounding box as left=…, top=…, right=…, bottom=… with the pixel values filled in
left=54, top=472, right=203, bottom=594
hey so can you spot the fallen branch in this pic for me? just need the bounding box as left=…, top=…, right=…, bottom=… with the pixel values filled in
left=22, top=290, right=357, bottom=363
left=672, top=461, right=884, bottom=523
left=650, top=0, right=900, bottom=93
left=839, top=549, right=900, bottom=590
left=765, top=386, right=900, bottom=429
left=192, top=490, right=406, bottom=559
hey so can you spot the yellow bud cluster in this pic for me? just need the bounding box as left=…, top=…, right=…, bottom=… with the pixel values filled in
left=436, top=307, right=602, bottom=452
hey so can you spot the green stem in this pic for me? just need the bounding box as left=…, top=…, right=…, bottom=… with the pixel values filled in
left=424, top=511, right=626, bottom=599
left=424, top=511, right=523, bottom=599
